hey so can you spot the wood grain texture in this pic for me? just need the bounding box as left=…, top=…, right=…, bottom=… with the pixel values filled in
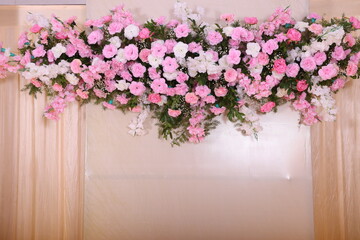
left=0, top=6, right=86, bottom=240
left=311, top=1, right=360, bottom=238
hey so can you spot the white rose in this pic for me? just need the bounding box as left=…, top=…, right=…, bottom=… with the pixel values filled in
left=109, top=36, right=122, bottom=48
left=148, top=54, right=163, bottom=68
left=173, top=42, right=188, bottom=59
left=223, top=26, right=234, bottom=37
left=163, top=72, right=177, bottom=81
left=124, top=24, right=139, bottom=39
left=51, top=43, right=66, bottom=59
left=65, top=73, right=79, bottom=85
left=246, top=42, right=261, bottom=58
left=294, top=21, right=309, bottom=32
left=218, top=55, right=232, bottom=69
left=115, top=49, right=126, bottom=63
left=115, top=80, right=130, bottom=91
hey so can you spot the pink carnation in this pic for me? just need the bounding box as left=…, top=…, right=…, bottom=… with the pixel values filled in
left=151, top=78, right=168, bottom=94
left=231, top=27, right=254, bottom=42
left=151, top=43, right=167, bottom=58
left=286, top=63, right=300, bottom=77
left=129, top=81, right=146, bottom=96
left=102, top=44, right=117, bottom=58
left=76, top=89, right=88, bottom=99
left=139, top=28, right=151, bottom=39
left=66, top=44, right=77, bottom=57
left=300, top=57, right=317, bottom=72
left=176, top=72, right=189, bottom=83
left=244, top=17, right=258, bottom=25
left=174, top=24, right=190, bottom=38
left=30, top=24, right=42, bottom=33
left=168, top=109, right=182, bottom=117
left=273, top=58, right=287, bottom=74
left=116, top=94, right=129, bottom=104
left=185, top=92, right=199, bottom=105
left=224, top=68, right=238, bottom=82
left=257, top=52, right=269, bottom=65
left=207, top=31, right=223, bottom=45
left=260, top=101, right=276, bottom=113
left=296, top=80, right=308, bottom=92
left=344, top=34, right=356, bottom=47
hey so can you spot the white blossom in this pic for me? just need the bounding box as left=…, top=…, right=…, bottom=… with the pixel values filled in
left=124, top=24, right=139, bottom=39
left=246, top=42, right=261, bottom=57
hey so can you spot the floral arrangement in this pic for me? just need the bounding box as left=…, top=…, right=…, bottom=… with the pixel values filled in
left=1, top=2, right=360, bottom=145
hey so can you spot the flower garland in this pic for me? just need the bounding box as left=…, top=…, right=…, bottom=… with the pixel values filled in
left=1, top=2, right=360, bottom=145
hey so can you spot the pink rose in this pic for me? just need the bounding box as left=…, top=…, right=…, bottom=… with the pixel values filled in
left=286, top=63, right=300, bottom=77
left=162, top=56, right=179, bottom=73
left=195, top=85, right=211, bottom=98
left=287, top=28, right=301, bottom=41
left=224, top=68, right=238, bottom=82
left=346, top=61, right=358, bottom=76
left=300, top=57, right=316, bottom=72
left=227, top=48, right=241, bottom=65
left=129, top=81, right=146, bottom=96
left=330, top=78, right=346, bottom=91
left=30, top=24, right=42, bottom=33
left=185, top=92, right=199, bottom=105
left=220, top=14, right=235, bottom=23
left=344, top=34, right=356, bottom=47
left=210, top=106, right=226, bottom=115
left=314, top=52, right=326, bottom=65
left=214, top=87, right=228, bottom=97
left=139, top=49, right=151, bottom=62
left=70, top=59, right=82, bottom=73
left=32, top=45, right=46, bottom=58
left=207, top=31, right=223, bottom=45
left=87, top=29, right=103, bottom=44
left=231, top=27, right=254, bottom=42
left=168, top=109, right=182, bottom=117
left=296, top=80, right=308, bottom=92
left=261, top=39, right=279, bottom=55
left=147, top=93, right=162, bottom=103
left=131, top=63, right=146, bottom=78
left=108, top=22, right=123, bottom=35
left=332, top=46, right=347, bottom=61
left=139, top=28, right=151, bottom=39
left=174, top=24, right=190, bottom=38
left=260, top=101, right=276, bottom=113
left=52, top=83, right=63, bottom=92
left=244, top=17, right=258, bottom=25
left=350, top=16, right=360, bottom=29
left=308, top=24, right=323, bottom=35
left=204, top=95, right=215, bottom=104
left=273, top=58, right=287, bottom=74
left=257, top=52, right=269, bottom=65
left=102, top=44, right=117, bottom=58
left=318, top=64, right=338, bottom=80
left=124, top=44, right=139, bottom=60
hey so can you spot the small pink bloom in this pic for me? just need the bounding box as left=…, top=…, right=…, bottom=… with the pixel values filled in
left=318, top=64, right=338, bottom=80
left=148, top=67, right=161, bottom=80
left=195, top=85, right=211, bottom=98
left=346, top=61, right=358, bottom=76
left=116, top=94, right=129, bottom=104
left=330, top=78, right=346, bottom=91
left=76, top=89, right=89, bottom=99
left=231, top=27, right=254, bottom=42
left=32, top=45, right=46, bottom=58
left=151, top=43, right=167, bottom=58
left=151, top=78, right=168, bottom=94
left=87, top=29, right=104, bottom=44
left=220, top=14, right=235, bottom=23
left=174, top=24, right=190, bottom=38
left=103, top=44, right=117, bottom=58
left=94, top=89, right=107, bottom=98
left=207, top=31, right=223, bottom=45
left=214, top=87, right=228, bottom=97
left=227, top=48, right=241, bottom=65
left=47, top=50, right=55, bottom=63
left=103, top=102, right=116, bottom=110
left=147, top=93, right=162, bottom=103
left=261, top=39, right=278, bottom=55
left=344, top=34, right=356, bottom=47
left=176, top=72, right=189, bottom=83
left=108, top=22, right=123, bottom=35
left=131, top=106, right=142, bottom=113
left=332, top=46, right=347, bottom=61
left=66, top=44, right=77, bottom=57
left=185, top=92, right=199, bottom=105
left=162, top=56, right=179, bottom=73
left=204, top=95, right=216, bottom=104
left=273, top=58, right=287, bottom=74
left=296, top=80, right=308, bottom=92
left=350, top=16, right=360, bottom=29
left=52, top=83, right=63, bottom=92
left=168, top=109, right=182, bottom=117
left=314, top=52, right=326, bottom=65
left=139, top=28, right=151, bottom=39
left=300, top=57, right=317, bottom=72
left=131, top=63, right=146, bottom=78
left=70, top=59, right=82, bottom=73
left=257, top=52, right=269, bottom=65
left=307, top=13, right=321, bottom=20
left=124, top=44, right=139, bottom=60
left=129, top=81, right=146, bottom=96
left=139, top=49, right=151, bottom=62
left=30, top=24, right=42, bottom=33
left=286, top=63, right=300, bottom=77
left=210, top=106, right=226, bottom=115
left=308, top=24, right=323, bottom=35
left=260, top=101, right=276, bottom=113
left=287, top=28, right=301, bottom=41
left=244, top=17, right=258, bottom=25
left=164, top=39, right=177, bottom=53
left=31, top=79, right=42, bottom=88
left=224, top=68, right=238, bottom=82
left=188, top=42, right=202, bottom=53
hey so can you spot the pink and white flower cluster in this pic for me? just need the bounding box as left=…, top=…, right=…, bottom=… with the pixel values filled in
left=1, top=2, right=359, bottom=145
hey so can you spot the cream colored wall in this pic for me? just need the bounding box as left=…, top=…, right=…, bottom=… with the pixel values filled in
left=85, top=1, right=313, bottom=240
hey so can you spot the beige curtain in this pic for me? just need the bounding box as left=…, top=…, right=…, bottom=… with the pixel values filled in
left=311, top=1, right=360, bottom=240
left=0, top=6, right=85, bottom=240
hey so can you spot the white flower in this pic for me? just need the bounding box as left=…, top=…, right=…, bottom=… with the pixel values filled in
left=294, top=21, right=309, bottom=32
left=276, top=88, right=287, bottom=98
left=115, top=49, right=126, bottom=63
left=115, top=80, right=130, bottom=91
left=163, top=72, right=177, bottom=81
left=124, top=24, right=139, bottom=39
left=246, top=42, right=261, bottom=57
left=148, top=54, right=163, bottom=68
left=173, top=42, right=188, bottom=58
left=108, top=36, right=122, bottom=48
left=218, top=55, right=231, bottom=69
left=27, top=13, right=49, bottom=28
left=65, top=73, right=79, bottom=85
left=51, top=43, right=66, bottom=59
left=250, top=65, right=263, bottom=74
left=223, top=26, right=234, bottom=37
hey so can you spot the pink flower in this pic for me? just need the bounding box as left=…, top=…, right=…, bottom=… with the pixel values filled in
left=257, top=52, right=269, bottom=65
left=53, top=83, right=63, bottom=92
left=139, top=28, right=151, bottom=39
left=87, top=30, right=103, bottom=44
left=346, top=61, right=358, bottom=76
left=214, top=87, right=228, bottom=97
left=175, top=83, right=189, bottom=95
left=308, top=24, right=323, bottom=35
left=102, top=44, right=117, bottom=58
left=164, top=39, right=177, bottom=53
left=124, top=44, right=139, bottom=60
left=168, top=109, right=182, bottom=117
left=318, top=64, right=338, bottom=80
left=224, top=68, right=238, bottom=82
left=176, top=72, right=189, bottom=83
left=296, top=80, right=308, bottom=92
left=76, top=89, right=89, bottom=99
left=148, top=68, right=161, bottom=80
left=30, top=24, right=42, bottom=33
left=147, top=93, right=162, bottom=103
left=131, top=106, right=142, bottom=113
left=155, top=16, right=166, bottom=25
left=32, top=45, right=46, bottom=57
left=260, top=101, right=275, bottom=113
left=300, top=57, right=317, bottom=72
left=220, top=14, right=235, bottom=23
left=103, top=102, right=116, bottom=110
left=330, top=78, right=346, bottom=91
left=131, top=63, right=146, bottom=78
left=231, top=27, right=254, bottom=42
left=151, top=43, right=167, bottom=58
left=174, top=24, right=190, bottom=38
left=261, top=39, right=278, bottom=55
left=185, top=92, right=199, bottom=105
left=47, top=50, right=55, bottom=62
left=108, top=22, right=123, bottom=35
left=129, top=81, right=146, bottom=96
left=314, top=52, right=326, bottom=65
left=210, top=106, right=226, bottom=115
left=287, top=28, right=301, bottom=41
left=195, top=85, right=211, bottom=98
left=204, top=95, right=215, bottom=103
left=332, top=46, right=347, bottom=61
left=116, top=94, right=129, bottom=104
left=244, top=17, right=258, bottom=25
left=139, top=49, right=151, bottom=62
left=350, top=16, right=360, bottom=29
left=286, top=63, right=300, bottom=77
left=188, top=42, right=202, bottom=53
left=66, top=44, right=77, bottom=57
left=307, top=13, right=321, bottom=20
left=162, top=56, right=179, bottom=73
left=227, top=49, right=241, bottom=65
left=344, top=34, right=356, bottom=47
left=151, top=78, right=168, bottom=94
left=207, top=31, right=223, bottom=45
left=31, top=79, right=42, bottom=88
left=94, top=89, right=107, bottom=98
left=273, top=58, right=287, bottom=74
left=293, top=93, right=310, bottom=110
left=18, top=32, right=28, bottom=48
